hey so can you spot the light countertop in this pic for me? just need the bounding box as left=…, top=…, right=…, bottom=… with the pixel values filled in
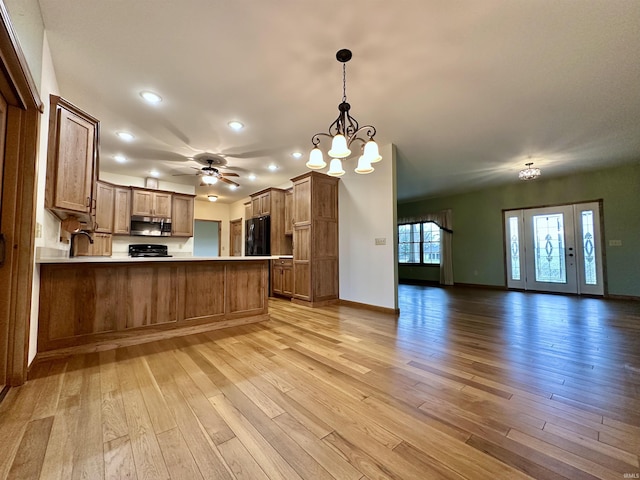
left=36, top=255, right=276, bottom=264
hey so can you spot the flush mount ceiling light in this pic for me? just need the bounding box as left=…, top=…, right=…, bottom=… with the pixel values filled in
left=291, top=152, right=303, bottom=159
left=519, top=162, right=542, bottom=181
left=149, top=170, right=159, bottom=177
left=268, top=164, right=278, bottom=171
left=306, top=49, right=382, bottom=177
left=116, top=131, right=135, bottom=141
left=227, top=120, right=244, bottom=131
left=140, top=90, right=162, bottom=104
left=114, top=154, right=127, bottom=163
left=207, top=195, right=218, bottom=202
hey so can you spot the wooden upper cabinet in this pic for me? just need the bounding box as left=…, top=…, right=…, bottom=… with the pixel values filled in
left=251, top=190, right=271, bottom=217
left=171, top=194, right=195, bottom=237
left=131, top=188, right=172, bottom=217
left=113, top=187, right=131, bottom=235
left=154, top=192, right=172, bottom=217
left=45, top=95, right=99, bottom=222
left=284, top=189, right=293, bottom=235
left=94, top=181, right=114, bottom=233
left=292, top=175, right=312, bottom=225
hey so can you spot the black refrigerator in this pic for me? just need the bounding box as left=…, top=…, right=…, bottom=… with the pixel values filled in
left=245, top=215, right=270, bottom=255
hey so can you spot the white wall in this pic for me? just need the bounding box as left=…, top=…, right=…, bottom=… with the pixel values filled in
left=339, top=143, right=398, bottom=310
left=29, top=31, right=60, bottom=364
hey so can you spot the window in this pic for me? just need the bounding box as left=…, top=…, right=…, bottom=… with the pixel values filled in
left=398, top=222, right=441, bottom=264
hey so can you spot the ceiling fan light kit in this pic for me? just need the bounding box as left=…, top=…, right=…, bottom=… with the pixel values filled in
left=173, top=154, right=241, bottom=188
left=306, top=49, right=382, bottom=176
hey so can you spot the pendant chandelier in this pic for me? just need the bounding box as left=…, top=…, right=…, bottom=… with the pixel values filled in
left=306, top=49, right=381, bottom=176
left=519, top=162, right=541, bottom=180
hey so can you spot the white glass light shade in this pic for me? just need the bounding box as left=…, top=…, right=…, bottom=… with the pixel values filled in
left=328, top=134, right=351, bottom=158
left=363, top=140, right=382, bottom=163
left=201, top=175, right=218, bottom=185
left=306, top=147, right=326, bottom=169
left=207, top=195, right=218, bottom=202
left=327, top=158, right=345, bottom=177
left=518, top=163, right=541, bottom=181
left=354, top=155, right=374, bottom=174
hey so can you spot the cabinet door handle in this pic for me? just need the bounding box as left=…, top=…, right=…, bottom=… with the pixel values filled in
left=86, top=196, right=91, bottom=207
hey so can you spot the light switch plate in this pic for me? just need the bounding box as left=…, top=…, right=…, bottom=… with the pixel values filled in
left=375, top=237, right=386, bottom=246
left=608, top=239, right=622, bottom=246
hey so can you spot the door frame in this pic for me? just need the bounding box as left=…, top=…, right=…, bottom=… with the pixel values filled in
left=503, top=200, right=606, bottom=296
left=193, top=219, right=221, bottom=256
left=0, top=2, right=43, bottom=386
left=229, top=218, right=242, bottom=256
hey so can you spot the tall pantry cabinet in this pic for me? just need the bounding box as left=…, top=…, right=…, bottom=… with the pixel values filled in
left=291, top=171, right=339, bottom=306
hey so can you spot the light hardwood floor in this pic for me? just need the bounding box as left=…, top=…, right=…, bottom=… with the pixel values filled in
left=1, top=285, right=639, bottom=479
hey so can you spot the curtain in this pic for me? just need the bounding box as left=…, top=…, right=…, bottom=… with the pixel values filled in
left=398, top=209, right=454, bottom=285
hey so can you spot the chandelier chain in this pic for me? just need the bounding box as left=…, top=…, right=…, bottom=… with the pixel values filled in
left=342, top=63, right=347, bottom=103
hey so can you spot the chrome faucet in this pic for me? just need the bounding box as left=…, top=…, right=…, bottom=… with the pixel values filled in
left=69, top=230, right=94, bottom=257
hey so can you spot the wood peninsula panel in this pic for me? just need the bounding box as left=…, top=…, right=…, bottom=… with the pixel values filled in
left=226, top=261, right=267, bottom=314
left=38, top=259, right=269, bottom=354
left=125, top=265, right=178, bottom=328
left=182, top=262, right=225, bottom=320
left=39, top=265, right=121, bottom=342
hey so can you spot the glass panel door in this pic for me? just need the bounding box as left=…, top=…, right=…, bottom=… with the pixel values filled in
left=504, top=202, right=603, bottom=295
left=524, top=205, right=577, bottom=293
left=574, top=202, right=604, bottom=295
left=504, top=212, right=524, bottom=289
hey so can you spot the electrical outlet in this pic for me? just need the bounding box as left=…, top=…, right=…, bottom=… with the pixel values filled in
left=375, top=237, right=386, bottom=246
left=35, top=222, right=42, bottom=238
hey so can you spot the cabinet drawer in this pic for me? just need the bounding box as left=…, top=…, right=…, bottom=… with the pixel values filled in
left=274, top=258, right=293, bottom=266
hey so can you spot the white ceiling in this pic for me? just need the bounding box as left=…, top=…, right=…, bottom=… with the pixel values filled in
left=36, top=0, right=640, bottom=203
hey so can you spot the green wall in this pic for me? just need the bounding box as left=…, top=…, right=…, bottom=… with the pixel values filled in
left=398, top=161, right=640, bottom=297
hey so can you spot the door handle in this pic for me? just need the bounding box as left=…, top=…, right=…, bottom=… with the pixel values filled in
left=0, top=233, right=5, bottom=266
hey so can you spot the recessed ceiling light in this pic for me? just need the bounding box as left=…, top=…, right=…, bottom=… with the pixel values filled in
left=207, top=195, right=218, bottom=202
left=248, top=174, right=256, bottom=181
left=227, top=121, right=244, bottom=131
left=291, top=152, right=303, bottom=159
left=114, top=154, right=127, bottom=163
left=229, top=184, right=238, bottom=190
left=116, top=131, right=135, bottom=141
left=140, top=91, right=162, bottom=104
left=268, top=164, right=278, bottom=171
left=149, top=170, right=160, bottom=177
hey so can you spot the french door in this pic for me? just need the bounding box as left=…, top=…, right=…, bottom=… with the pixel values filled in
left=504, top=202, right=604, bottom=295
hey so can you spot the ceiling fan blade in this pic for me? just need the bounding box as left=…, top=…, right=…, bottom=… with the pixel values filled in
left=171, top=173, right=198, bottom=176
left=221, top=172, right=239, bottom=177
left=219, top=177, right=240, bottom=187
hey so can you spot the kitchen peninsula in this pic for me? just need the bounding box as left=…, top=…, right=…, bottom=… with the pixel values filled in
left=36, top=256, right=270, bottom=359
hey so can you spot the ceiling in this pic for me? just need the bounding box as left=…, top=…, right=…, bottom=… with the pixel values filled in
left=36, top=0, right=640, bottom=204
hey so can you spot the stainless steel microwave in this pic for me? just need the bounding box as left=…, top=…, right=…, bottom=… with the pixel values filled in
left=130, top=216, right=172, bottom=237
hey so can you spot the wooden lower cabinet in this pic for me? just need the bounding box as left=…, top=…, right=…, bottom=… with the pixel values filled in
left=73, top=232, right=112, bottom=256
left=271, top=258, right=293, bottom=297
left=37, top=260, right=269, bottom=353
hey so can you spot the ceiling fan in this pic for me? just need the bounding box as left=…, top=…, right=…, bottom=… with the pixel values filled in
left=172, top=153, right=240, bottom=187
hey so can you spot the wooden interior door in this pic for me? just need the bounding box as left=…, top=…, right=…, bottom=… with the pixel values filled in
left=230, top=218, right=242, bottom=256
left=0, top=90, right=7, bottom=392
